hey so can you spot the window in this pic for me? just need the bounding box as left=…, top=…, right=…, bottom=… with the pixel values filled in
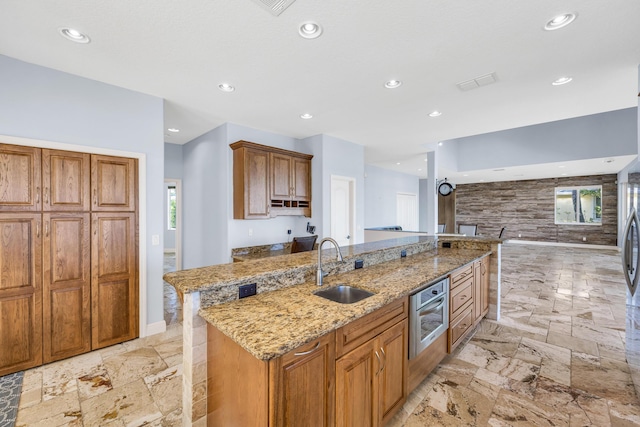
left=555, top=185, right=602, bottom=225
left=167, top=186, right=176, bottom=230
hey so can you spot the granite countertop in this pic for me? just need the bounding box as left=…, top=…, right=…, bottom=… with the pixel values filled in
left=199, top=247, right=489, bottom=361
left=232, top=248, right=290, bottom=262
left=164, top=236, right=440, bottom=294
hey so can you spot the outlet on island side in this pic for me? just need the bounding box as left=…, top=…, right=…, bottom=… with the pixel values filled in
left=354, top=259, right=364, bottom=269
left=239, top=283, right=257, bottom=299
left=401, top=249, right=407, bottom=258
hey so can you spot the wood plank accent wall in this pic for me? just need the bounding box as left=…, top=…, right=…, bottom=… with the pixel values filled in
left=455, top=174, right=617, bottom=245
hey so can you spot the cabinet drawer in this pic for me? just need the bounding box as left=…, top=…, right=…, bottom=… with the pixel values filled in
left=449, top=305, right=474, bottom=350
left=450, top=264, right=473, bottom=288
left=336, top=297, right=408, bottom=357
left=450, top=278, right=472, bottom=315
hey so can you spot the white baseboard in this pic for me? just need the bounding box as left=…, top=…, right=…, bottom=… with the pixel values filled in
left=505, top=239, right=619, bottom=251
left=145, top=320, right=167, bottom=337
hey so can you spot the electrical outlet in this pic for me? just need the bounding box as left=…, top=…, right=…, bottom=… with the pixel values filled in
left=442, top=242, right=451, bottom=248
left=354, top=259, right=364, bottom=269
left=287, top=229, right=292, bottom=235
left=518, top=233, right=522, bottom=238
left=239, top=283, right=257, bottom=299
left=248, top=228, right=253, bottom=236
left=583, top=236, right=587, bottom=242
left=401, top=249, right=407, bottom=258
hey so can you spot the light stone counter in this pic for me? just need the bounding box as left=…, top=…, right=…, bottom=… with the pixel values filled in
left=199, top=247, right=489, bottom=360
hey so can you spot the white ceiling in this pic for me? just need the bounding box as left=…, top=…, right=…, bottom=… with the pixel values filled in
left=1, top=0, right=639, bottom=182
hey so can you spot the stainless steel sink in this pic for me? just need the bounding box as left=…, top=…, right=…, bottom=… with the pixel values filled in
left=314, top=285, right=374, bottom=304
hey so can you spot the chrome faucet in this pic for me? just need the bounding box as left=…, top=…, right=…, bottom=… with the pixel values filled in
left=316, top=237, right=344, bottom=286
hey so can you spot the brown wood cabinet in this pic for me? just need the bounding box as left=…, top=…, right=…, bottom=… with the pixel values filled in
left=269, top=334, right=336, bottom=427
left=91, top=154, right=136, bottom=212
left=448, top=256, right=491, bottom=352
left=43, top=212, right=91, bottom=363
left=91, top=212, right=138, bottom=349
left=0, top=144, right=41, bottom=211
left=0, top=142, right=138, bottom=375
left=335, top=298, right=408, bottom=427
left=43, top=149, right=90, bottom=211
left=207, top=326, right=335, bottom=427
left=232, top=142, right=271, bottom=219
left=231, top=140, right=312, bottom=219
left=0, top=213, right=43, bottom=376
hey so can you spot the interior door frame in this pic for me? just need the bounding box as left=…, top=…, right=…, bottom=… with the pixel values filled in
left=330, top=174, right=356, bottom=246
left=164, top=178, right=182, bottom=271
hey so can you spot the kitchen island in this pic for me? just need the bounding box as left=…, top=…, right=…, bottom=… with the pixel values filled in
left=163, top=235, right=502, bottom=426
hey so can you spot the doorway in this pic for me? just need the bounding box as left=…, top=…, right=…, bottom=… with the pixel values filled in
left=331, top=175, right=356, bottom=247
left=164, top=179, right=182, bottom=326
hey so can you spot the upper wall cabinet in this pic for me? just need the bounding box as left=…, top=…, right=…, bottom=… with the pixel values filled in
left=231, top=141, right=312, bottom=219
left=43, top=149, right=90, bottom=211
left=0, top=144, right=42, bottom=211
left=91, top=155, right=137, bottom=212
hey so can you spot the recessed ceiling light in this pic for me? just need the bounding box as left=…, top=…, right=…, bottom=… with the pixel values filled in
left=167, top=128, right=180, bottom=133
left=552, top=76, right=573, bottom=86
left=429, top=111, right=442, bottom=117
left=218, top=83, right=235, bottom=92
left=463, top=174, right=469, bottom=177
left=544, top=13, right=577, bottom=31
left=558, top=165, right=566, bottom=168
left=300, top=113, right=313, bottom=119
left=58, top=27, right=90, bottom=43
left=384, top=80, right=402, bottom=89
left=438, top=142, right=443, bottom=146
left=299, top=21, right=323, bottom=39
left=424, top=158, right=428, bottom=162
left=396, top=162, right=401, bottom=165
left=561, top=173, right=568, bottom=176
left=418, top=168, right=422, bottom=171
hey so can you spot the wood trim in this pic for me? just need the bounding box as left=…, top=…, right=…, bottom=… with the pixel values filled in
left=407, top=332, right=447, bottom=394
left=230, top=140, right=313, bottom=160
left=207, top=325, right=269, bottom=426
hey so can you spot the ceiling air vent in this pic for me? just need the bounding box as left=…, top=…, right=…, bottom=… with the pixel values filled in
left=456, top=72, right=498, bottom=91
left=250, top=0, right=296, bottom=16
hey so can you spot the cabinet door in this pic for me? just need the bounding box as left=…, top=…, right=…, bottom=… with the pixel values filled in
left=233, top=147, right=270, bottom=219
left=43, top=213, right=90, bottom=363
left=336, top=339, right=379, bottom=427
left=292, top=157, right=311, bottom=201
left=270, top=332, right=335, bottom=427
left=378, top=321, right=407, bottom=426
left=43, top=149, right=90, bottom=211
left=0, top=143, right=41, bottom=211
left=0, top=213, right=42, bottom=376
left=91, top=155, right=136, bottom=211
left=271, top=153, right=292, bottom=200
left=91, top=212, right=138, bottom=349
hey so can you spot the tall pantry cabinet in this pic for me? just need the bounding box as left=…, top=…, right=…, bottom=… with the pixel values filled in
left=0, top=143, right=138, bottom=376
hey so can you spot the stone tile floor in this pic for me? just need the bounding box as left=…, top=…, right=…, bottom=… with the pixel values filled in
left=389, top=243, right=640, bottom=426
left=15, top=245, right=640, bottom=426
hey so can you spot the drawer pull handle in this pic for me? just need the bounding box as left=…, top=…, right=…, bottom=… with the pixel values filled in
left=375, top=350, right=381, bottom=374
left=294, top=342, right=320, bottom=356
left=460, top=294, right=467, bottom=299
left=460, top=323, right=468, bottom=329
left=380, top=347, right=386, bottom=372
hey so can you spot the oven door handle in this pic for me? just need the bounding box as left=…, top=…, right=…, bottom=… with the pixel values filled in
left=418, top=297, right=446, bottom=316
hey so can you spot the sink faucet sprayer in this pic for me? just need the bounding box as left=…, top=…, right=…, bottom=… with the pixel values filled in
left=316, top=237, right=344, bottom=286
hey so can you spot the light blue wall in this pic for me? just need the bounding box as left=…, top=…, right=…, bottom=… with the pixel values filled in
left=364, top=165, right=419, bottom=229
left=0, top=55, right=165, bottom=327
left=164, top=143, right=183, bottom=251
left=452, top=108, right=638, bottom=171
left=320, top=135, right=366, bottom=243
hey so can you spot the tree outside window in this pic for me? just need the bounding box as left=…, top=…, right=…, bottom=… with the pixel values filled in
left=555, top=186, right=602, bottom=225
left=168, top=186, right=176, bottom=230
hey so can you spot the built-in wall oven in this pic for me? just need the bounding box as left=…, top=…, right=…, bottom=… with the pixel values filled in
left=409, top=277, right=449, bottom=359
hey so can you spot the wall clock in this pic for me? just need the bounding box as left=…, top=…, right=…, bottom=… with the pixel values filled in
left=438, top=181, right=453, bottom=196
